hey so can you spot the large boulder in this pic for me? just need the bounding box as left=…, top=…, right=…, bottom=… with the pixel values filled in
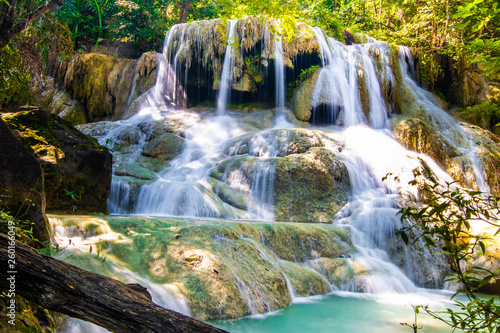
left=291, top=69, right=321, bottom=122
left=392, top=115, right=500, bottom=196
left=212, top=128, right=350, bottom=222
left=0, top=116, right=50, bottom=243
left=45, top=89, right=87, bottom=125
left=1, top=108, right=112, bottom=213
left=274, top=147, right=350, bottom=222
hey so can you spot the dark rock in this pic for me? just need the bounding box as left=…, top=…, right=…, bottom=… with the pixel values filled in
left=1, top=108, right=112, bottom=214
left=94, top=39, right=140, bottom=59
left=0, top=117, right=50, bottom=243
left=343, top=30, right=355, bottom=45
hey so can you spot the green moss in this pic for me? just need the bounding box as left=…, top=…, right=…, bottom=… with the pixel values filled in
left=280, top=260, right=331, bottom=296
left=50, top=214, right=355, bottom=320
left=65, top=54, right=117, bottom=121
left=2, top=109, right=111, bottom=213
left=0, top=296, right=56, bottom=333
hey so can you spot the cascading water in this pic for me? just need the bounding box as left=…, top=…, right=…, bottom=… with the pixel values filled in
left=152, top=24, right=188, bottom=109
left=67, top=17, right=497, bottom=332
left=273, top=22, right=294, bottom=129
left=51, top=217, right=191, bottom=333
left=216, top=20, right=238, bottom=116
left=311, top=28, right=364, bottom=126
left=398, top=46, right=489, bottom=193
left=133, top=115, right=241, bottom=217
left=358, top=45, right=389, bottom=129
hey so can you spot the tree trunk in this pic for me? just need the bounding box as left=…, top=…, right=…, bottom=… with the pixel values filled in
left=0, top=233, right=227, bottom=333
left=178, top=0, right=191, bottom=24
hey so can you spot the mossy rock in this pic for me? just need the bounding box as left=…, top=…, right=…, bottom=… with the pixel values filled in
left=391, top=116, right=457, bottom=166
left=46, top=89, right=87, bottom=125
left=141, top=132, right=184, bottom=161
left=0, top=116, right=50, bottom=243
left=466, top=124, right=500, bottom=196
left=274, top=147, right=351, bottom=223
left=392, top=115, right=500, bottom=194
left=2, top=108, right=112, bottom=214
left=113, top=161, right=157, bottom=180
left=0, top=296, right=57, bottom=333
left=52, top=215, right=354, bottom=320
left=391, top=115, right=473, bottom=187
left=64, top=53, right=117, bottom=121
left=280, top=260, right=331, bottom=296
left=291, top=69, right=321, bottom=122
left=313, top=258, right=355, bottom=287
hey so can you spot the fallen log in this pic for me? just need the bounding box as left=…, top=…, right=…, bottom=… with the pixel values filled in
left=0, top=233, right=227, bottom=333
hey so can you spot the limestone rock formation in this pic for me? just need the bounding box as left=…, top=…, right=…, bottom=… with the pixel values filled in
left=291, top=69, right=320, bottom=122
left=274, top=147, right=350, bottom=223
left=51, top=215, right=355, bottom=320
left=44, top=88, right=86, bottom=125
left=45, top=51, right=159, bottom=123
left=212, top=127, right=350, bottom=222
left=392, top=115, right=500, bottom=196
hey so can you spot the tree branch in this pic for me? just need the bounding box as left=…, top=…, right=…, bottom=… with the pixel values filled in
left=0, top=0, right=64, bottom=49
left=0, top=233, right=227, bottom=333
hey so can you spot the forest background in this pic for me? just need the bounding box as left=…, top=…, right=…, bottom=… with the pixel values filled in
left=0, top=0, right=499, bottom=115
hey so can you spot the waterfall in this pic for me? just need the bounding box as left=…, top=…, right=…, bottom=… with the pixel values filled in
left=272, top=21, right=294, bottom=129
left=398, top=46, right=489, bottom=193
left=311, top=28, right=364, bottom=126
left=133, top=115, right=239, bottom=217
left=337, top=127, right=429, bottom=292
left=309, top=35, right=456, bottom=290
left=126, top=61, right=140, bottom=109
left=152, top=24, right=188, bottom=109
left=70, top=18, right=498, bottom=327
left=216, top=20, right=238, bottom=115
left=358, top=45, right=389, bottom=129
left=107, top=180, right=130, bottom=214
left=51, top=217, right=191, bottom=332
left=274, top=23, right=285, bottom=112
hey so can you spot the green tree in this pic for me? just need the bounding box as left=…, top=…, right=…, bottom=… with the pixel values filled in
left=56, top=0, right=116, bottom=50
left=0, top=0, right=64, bottom=49
left=398, top=167, right=500, bottom=332
left=454, top=0, right=500, bottom=75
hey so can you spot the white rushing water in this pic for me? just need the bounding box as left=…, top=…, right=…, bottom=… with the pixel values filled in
left=273, top=21, right=294, bottom=129
left=311, top=27, right=364, bottom=126
left=66, top=18, right=495, bottom=332
left=216, top=19, right=238, bottom=116
left=153, top=24, right=188, bottom=109
left=398, top=46, right=489, bottom=193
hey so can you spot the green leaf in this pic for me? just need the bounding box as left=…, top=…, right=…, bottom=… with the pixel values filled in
left=396, top=229, right=409, bottom=244
left=479, top=240, right=486, bottom=253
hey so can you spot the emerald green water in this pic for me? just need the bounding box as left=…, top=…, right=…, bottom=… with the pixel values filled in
left=213, top=292, right=457, bottom=333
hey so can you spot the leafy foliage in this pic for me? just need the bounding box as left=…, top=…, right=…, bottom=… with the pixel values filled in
left=454, top=0, right=500, bottom=75
left=460, top=97, right=500, bottom=133
left=0, top=43, right=34, bottom=108
left=287, top=65, right=320, bottom=98
left=398, top=167, right=500, bottom=332
left=56, top=0, right=117, bottom=50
